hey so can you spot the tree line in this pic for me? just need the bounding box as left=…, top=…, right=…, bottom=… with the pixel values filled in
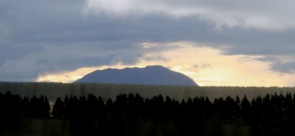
left=52, top=92, right=295, bottom=127
left=2, top=91, right=295, bottom=135
left=0, top=92, right=50, bottom=131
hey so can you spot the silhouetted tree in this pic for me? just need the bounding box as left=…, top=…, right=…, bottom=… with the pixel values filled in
left=0, top=92, right=22, bottom=131
left=52, top=97, right=64, bottom=119
left=41, top=96, right=50, bottom=118
left=29, top=95, right=44, bottom=118
left=251, top=96, right=263, bottom=126
left=3, top=89, right=295, bottom=135
left=240, top=95, right=251, bottom=124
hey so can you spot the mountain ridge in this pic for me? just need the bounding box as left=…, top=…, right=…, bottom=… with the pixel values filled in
left=75, top=65, right=197, bottom=86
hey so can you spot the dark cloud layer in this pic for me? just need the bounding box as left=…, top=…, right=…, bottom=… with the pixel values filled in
left=1, top=0, right=295, bottom=81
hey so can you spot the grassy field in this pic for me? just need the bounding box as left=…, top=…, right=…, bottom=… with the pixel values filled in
left=0, top=119, right=70, bottom=136
left=1, top=119, right=293, bottom=136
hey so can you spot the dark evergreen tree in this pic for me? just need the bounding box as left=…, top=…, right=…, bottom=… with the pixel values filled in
left=213, top=97, right=225, bottom=119
left=241, top=95, right=251, bottom=124
left=21, top=97, right=30, bottom=117
left=52, top=97, right=65, bottom=119
left=65, top=96, right=79, bottom=120
left=251, top=96, right=263, bottom=126
left=29, top=96, right=42, bottom=118
left=0, top=92, right=22, bottom=131
left=39, top=95, right=51, bottom=118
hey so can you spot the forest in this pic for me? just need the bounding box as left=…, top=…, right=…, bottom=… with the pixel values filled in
left=1, top=82, right=295, bottom=101
left=2, top=89, right=295, bottom=136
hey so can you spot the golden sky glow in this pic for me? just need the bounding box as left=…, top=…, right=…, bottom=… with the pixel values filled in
left=36, top=42, right=295, bottom=87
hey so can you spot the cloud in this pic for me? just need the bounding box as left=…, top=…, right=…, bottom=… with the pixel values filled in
left=85, top=0, right=295, bottom=30
left=1, top=0, right=295, bottom=85
left=0, top=41, right=181, bottom=81
left=37, top=42, right=295, bottom=87
left=257, top=55, right=295, bottom=73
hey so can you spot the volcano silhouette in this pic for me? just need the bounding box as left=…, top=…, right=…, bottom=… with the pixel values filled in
left=75, top=65, right=197, bottom=86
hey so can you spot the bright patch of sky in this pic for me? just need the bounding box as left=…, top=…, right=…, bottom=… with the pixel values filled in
left=37, top=42, right=293, bottom=87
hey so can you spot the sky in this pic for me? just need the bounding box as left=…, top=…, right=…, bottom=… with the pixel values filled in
left=1, top=0, right=295, bottom=86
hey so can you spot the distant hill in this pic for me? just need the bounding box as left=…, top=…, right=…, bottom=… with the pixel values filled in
left=74, top=65, right=197, bottom=86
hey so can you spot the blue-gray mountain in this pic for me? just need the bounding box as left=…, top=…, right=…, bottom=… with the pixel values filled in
left=75, top=65, right=197, bottom=86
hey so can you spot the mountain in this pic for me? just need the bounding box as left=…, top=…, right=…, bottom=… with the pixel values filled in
left=74, top=65, right=197, bottom=86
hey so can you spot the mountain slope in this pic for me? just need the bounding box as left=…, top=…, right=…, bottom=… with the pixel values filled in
left=75, top=65, right=197, bottom=86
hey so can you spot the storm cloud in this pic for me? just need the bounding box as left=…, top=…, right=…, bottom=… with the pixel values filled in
left=1, top=0, right=295, bottom=81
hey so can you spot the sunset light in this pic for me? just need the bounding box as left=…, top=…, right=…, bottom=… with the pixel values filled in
left=37, top=42, right=291, bottom=87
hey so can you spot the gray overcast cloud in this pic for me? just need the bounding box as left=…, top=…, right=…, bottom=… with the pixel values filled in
left=1, top=0, right=295, bottom=81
